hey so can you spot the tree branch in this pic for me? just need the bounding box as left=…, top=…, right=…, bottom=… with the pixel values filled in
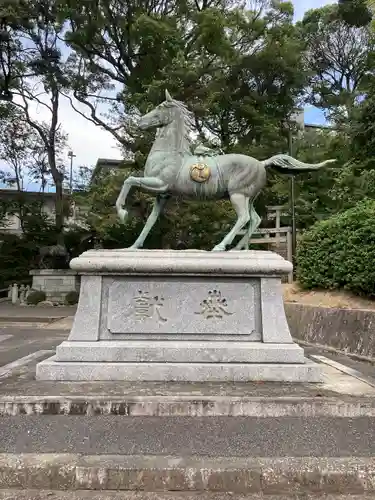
left=63, top=91, right=125, bottom=145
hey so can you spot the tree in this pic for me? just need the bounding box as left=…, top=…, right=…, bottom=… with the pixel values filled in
left=191, top=1, right=307, bottom=157
left=299, top=4, right=374, bottom=121
left=338, top=0, right=372, bottom=26
left=328, top=77, right=375, bottom=210
left=0, top=104, right=59, bottom=233
left=0, top=105, right=50, bottom=190
left=60, top=0, right=306, bottom=159
left=56, top=0, right=308, bottom=239
left=268, top=127, right=343, bottom=228
left=1, top=0, right=71, bottom=237
left=0, top=1, right=20, bottom=102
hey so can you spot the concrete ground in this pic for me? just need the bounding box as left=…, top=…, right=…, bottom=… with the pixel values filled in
left=0, top=494, right=372, bottom=500
left=0, top=302, right=76, bottom=324
left=1, top=309, right=375, bottom=496
left=1, top=414, right=375, bottom=456
left=0, top=318, right=374, bottom=456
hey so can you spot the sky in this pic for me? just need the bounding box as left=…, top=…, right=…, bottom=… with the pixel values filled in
left=1, top=0, right=337, bottom=191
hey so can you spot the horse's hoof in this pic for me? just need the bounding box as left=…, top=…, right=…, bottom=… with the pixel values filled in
left=118, top=209, right=128, bottom=223
left=212, top=245, right=226, bottom=252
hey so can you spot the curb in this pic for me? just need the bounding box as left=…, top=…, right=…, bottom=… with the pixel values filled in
left=0, top=316, right=65, bottom=324
left=0, top=454, right=374, bottom=493
left=296, top=339, right=375, bottom=365
left=1, top=396, right=375, bottom=417
left=0, top=493, right=373, bottom=500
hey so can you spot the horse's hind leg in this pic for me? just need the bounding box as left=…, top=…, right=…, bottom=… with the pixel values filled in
left=234, top=201, right=261, bottom=250
left=248, top=203, right=261, bottom=238
left=212, top=192, right=249, bottom=251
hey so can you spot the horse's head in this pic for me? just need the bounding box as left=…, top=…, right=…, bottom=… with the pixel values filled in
left=138, top=90, right=179, bottom=130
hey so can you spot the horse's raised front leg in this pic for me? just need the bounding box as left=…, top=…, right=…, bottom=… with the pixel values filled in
left=116, top=176, right=168, bottom=223
left=212, top=192, right=250, bottom=251
left=128, top=195, right=169, bottom=249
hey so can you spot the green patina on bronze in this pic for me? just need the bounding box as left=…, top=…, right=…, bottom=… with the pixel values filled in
left=116, top=90, right=336, bottom=251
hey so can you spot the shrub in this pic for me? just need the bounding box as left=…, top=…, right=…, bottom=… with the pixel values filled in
left=27, top=290, right=46, bottom=305
left=0, top=234, right=39, bottom=287
left=296, top=200, right=375, bottom=297
left=65, top=290, right=79, bottom=305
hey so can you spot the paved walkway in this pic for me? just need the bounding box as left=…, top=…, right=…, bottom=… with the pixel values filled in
left=0, top=302, right=76, bottom=321
left=1, top=415, right=374, bottom=456
left=0, top=327, right=68, bottom=367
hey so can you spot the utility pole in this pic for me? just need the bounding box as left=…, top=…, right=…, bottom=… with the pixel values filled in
left=288, top=126, right=297, bottom=275
left=67, top=151, right=76, bottom=194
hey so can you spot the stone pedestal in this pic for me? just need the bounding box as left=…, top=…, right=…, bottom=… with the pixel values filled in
left=36, top=249, right=321, bottom=382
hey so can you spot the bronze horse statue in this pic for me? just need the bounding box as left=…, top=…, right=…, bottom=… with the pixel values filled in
left=116, top=90, right=335, bottom=251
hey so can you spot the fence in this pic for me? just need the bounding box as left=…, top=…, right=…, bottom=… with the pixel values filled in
left=0, top=284, right=31, bottom=304
left=236, top=206, right=293, bottom=284
left=0, top=279, right=32, bottom=302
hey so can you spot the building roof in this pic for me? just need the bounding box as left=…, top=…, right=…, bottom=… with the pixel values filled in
left=90, top=158, right=124, bottom=184
left=0, top=188, right=57, bottom=200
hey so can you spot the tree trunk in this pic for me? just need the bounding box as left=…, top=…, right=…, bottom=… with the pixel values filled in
left=48, top=151, right=64, bottom=244
left=54, top=176, right=64, bottom=236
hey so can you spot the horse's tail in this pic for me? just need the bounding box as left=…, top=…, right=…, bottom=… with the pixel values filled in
left=262, top=154, right=336, bottom=174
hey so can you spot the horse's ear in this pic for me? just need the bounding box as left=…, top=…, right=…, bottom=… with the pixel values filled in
left=165, top=89, right=173, bottom=102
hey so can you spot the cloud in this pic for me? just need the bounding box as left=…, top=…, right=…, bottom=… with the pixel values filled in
left=59, top=0, right=336, bottom=166
left=57, top=96, right=121, bottom=167
left=0, top=93, right=121, bottom=190
left=1, top=1, right=337, bottom=180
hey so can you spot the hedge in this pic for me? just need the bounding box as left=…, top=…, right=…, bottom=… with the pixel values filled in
left=296, top=200, right=375, bottom=297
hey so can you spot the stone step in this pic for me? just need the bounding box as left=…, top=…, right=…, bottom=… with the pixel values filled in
left=2, top=394, right=375, bottom=417
left=37, top=356, right=321, bottom=382
left=55, top=341, right=306, bottom=364
left=3, top=361, right=375, bottom=417
left=0, top=492, right=373, bottom=500
left=0, top=492, right=372, bottom=500
left=0, top=454, right=374, bottom=495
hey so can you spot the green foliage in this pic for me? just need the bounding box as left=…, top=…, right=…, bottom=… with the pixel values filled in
left=0, top=0, right=70, bottom=236
left=326, top=79, right=375, bottom=212
left=338, top=0, right=372, bottom=26
left=4, top=0, right=375, bottom=272
left=0, top=209, right=57, bottom=287
left=27, top=290, right=46, bottom=305
left=0, top=198, right=59, bottom=285
left=349, top=78, right=375, bottom=167
left=329, top=165, right=375, bottom=211
left=296, top=200, right=375, bottom=296
left=269, top=128, right=342, bottom=228
left=61, top=0, right=306, bottom=160
left=0, top=202, right=91, bottom=287
left=0, top=233, right=39, bottom=287
left=298, top=4, right=373, bottom=120
left=65, top=290, right=79, bottom=305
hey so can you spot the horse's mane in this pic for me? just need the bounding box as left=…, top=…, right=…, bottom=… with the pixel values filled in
left=170, top=98, right=195, bottom=145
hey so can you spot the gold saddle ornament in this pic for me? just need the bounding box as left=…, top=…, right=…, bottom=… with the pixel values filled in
left=189, top=162, right=211, bottom=183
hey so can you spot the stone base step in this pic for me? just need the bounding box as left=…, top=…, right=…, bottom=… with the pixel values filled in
left=2, top=394, right=375, bottom=417
left=0, top=491, right=372, bottom=500
left=55, top=341, right=306, bottom=364
left=0, top=454, right=374, bottom=494
left=36, top=356, right=321, bottom=382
